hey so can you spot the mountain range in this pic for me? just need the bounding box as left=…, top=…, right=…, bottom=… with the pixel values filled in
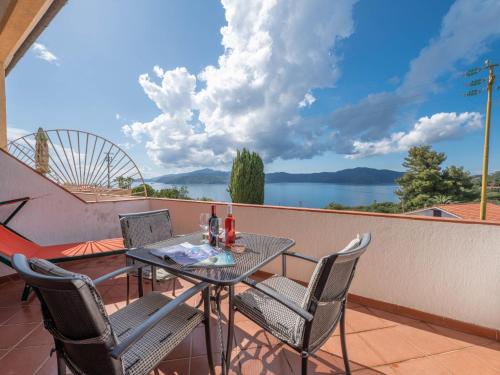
left=146, top=167, right=403, bottom=185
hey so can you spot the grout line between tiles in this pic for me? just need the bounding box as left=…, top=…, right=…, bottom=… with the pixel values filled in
left=0, top=322, right=42, bottom=362
left=463, top=347, right=500, bottom=373
left=33, top=355, right=51, bottom=375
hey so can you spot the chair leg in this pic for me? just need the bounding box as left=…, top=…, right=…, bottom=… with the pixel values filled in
left=340, top=304, right=351, bottom=375
left=56, top=350, right=66, bottom=375
left=171, top=278, right=176, bottom=296
left=225, top=286, right=235, bottom=372
left=21, top=283, right=32, bottom=301
left=203, top=288, right=216, bottom=375
left=151, top=266, right=157, bottom=292
left=137, top=267, right=144, bottom=298
left=301, top=352, right=308, bottom=375
left=126, top=274, right=130, bottom=305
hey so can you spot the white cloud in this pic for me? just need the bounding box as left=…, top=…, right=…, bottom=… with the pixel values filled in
left=32, top=43, right=59, bottom=64
left=118, top=142, right=133, bottom=150
left=124, top=0, right=500, bottom=168
left=331, top=0, right=500, bottom=157
left=115, top=113, right=121, bottom=120
left=299, top=92, right=316, bottom=108
left=400, top=0, right=500, bottom=96
left=349, top=112, right=482, bottom=158
left=123, top=0, right=357, bottom=168
left=7, top=126, right=29, bottom=141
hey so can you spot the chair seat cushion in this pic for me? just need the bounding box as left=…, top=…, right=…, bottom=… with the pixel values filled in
left=234, top=275, right=307, bottom=348
left=110, top=292, right=203, bottom=375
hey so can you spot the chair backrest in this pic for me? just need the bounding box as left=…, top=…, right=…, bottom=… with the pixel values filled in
left=11, top=254, right=123, bottom=375
left=299, top=233, right=371, bottom=351
left=119, top=209, right=174, bottom=248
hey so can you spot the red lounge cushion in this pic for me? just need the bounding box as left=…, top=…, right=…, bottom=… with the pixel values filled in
left=0, top=226, right=40, bottom=258
left=0, top=226, right=124, bottom=260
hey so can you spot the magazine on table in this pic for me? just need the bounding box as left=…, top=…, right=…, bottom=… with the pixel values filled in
left=149, top=242, right=235, bottom=267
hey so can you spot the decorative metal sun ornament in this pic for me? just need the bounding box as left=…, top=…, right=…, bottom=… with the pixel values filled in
left=8, top=129, right=147, bottom=197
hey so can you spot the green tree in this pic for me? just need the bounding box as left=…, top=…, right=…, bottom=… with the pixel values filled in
left=131, top=183, right=190, bottom=198
left=441, top=166, right=478, bottom=201
left=132, top=183, right=155, bottom=197
left=228, top=148, right=265, bottom=204
left=325, top=201, right=402, bottom=214
left=324, top=202, right=347, bottom=210
left=429, top=194, right=453, bottom=205
left=396, top=146, right=446, bottom=210
left=488, top=171, right=500, bottom=186
left=155, top=186, right=190, bottom=199
left=115, top=176, right=133, bottom=189
left=396, top=146, right=477, bottom=210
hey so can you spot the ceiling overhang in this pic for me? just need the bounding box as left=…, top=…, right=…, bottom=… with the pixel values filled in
left=0, top=0, right=67, bottom=75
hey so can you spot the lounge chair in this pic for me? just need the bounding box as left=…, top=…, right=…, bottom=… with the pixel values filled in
left=0, top=197, right=125, bottom=300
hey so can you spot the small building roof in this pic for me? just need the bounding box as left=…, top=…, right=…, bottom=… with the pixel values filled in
left=435, top=202, right=500, bottom=222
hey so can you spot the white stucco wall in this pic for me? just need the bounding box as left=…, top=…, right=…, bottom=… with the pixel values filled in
left=2, top=150, right=499, bottom=331
left=0, top=151, right=150, bottom=244
left=149, top=198, right=500, bottom=331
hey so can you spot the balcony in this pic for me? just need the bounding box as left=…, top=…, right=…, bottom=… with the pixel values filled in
left=1, top=150, right=500, bottom=374
left=1, top=2, right=499, bottom=374
left=0, top=253, right=499, bottom=374
left=1, top=136, right=497, bottom=363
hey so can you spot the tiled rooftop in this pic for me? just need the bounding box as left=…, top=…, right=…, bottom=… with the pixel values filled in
left=436, top=202, right=500, bottom=222
left=0, top=255, right=499, bottom=375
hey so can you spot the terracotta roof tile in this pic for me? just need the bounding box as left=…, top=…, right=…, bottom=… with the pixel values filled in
left=436, top=203, right=500, bottom=222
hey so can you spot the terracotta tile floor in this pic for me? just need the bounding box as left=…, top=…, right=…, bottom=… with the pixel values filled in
left=0, top=255, right=499, bottom=375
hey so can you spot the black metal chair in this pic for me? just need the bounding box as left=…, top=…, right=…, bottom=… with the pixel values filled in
left=119, top=209, right=178, bottom=300
left=11, top=254, right=215, bottom=375
left=231, top=233, right=371, bottom=375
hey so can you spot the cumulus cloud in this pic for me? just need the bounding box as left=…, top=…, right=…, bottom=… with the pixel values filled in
left=349, top=112, right=482, bottom=158
left=123, top=0, right=500, bottom=169
left=123, top=0, right=357, bottom=168
left=7, top=126, right=29, bottom=141
left=331, top=0, right=500, bottom=156
left=299, top=92, right=316, bottom=108
left=32, top=43, right=59, bottom=64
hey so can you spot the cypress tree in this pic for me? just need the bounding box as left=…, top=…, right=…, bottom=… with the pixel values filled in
left=228, top=148, right=265, bottom=204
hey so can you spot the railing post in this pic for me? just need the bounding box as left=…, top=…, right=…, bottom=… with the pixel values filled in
left=0, top=68, right=7, bottom=151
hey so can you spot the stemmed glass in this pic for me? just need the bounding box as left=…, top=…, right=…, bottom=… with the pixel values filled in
left=199, top=213, right=210, bottom=243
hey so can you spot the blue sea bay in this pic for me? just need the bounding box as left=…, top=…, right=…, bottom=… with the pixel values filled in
left=150, top=182, right=398, bottom=208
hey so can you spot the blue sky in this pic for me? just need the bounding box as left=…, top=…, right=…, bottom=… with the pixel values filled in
left=6, top=0, right=500, bottom=177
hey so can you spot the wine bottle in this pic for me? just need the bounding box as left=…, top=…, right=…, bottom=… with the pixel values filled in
left=208, top=204, right=219, bottom=247
left=224, top=204, right=236, bottom=245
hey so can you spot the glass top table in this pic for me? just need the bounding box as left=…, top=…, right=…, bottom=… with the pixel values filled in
left=125, top=231, right=295, bottom=286
left=126, top=231, right=295, bottom=375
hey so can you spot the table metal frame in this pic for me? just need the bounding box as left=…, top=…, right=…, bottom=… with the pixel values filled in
left=126, top=231, right=295, bottom=374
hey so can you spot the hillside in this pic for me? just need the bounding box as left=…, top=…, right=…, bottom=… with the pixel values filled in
left=148, top=167, right=403, bottom=185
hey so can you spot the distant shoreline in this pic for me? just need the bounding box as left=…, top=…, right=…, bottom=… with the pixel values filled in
left=146, top=181, right=399, bottom=186
left=145, top=167, right=404, bottom=186
left=146, top=181, right=398, bottom=208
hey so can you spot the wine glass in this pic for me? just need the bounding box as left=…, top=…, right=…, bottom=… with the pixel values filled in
left=199, top=213, right=210, bottom=243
